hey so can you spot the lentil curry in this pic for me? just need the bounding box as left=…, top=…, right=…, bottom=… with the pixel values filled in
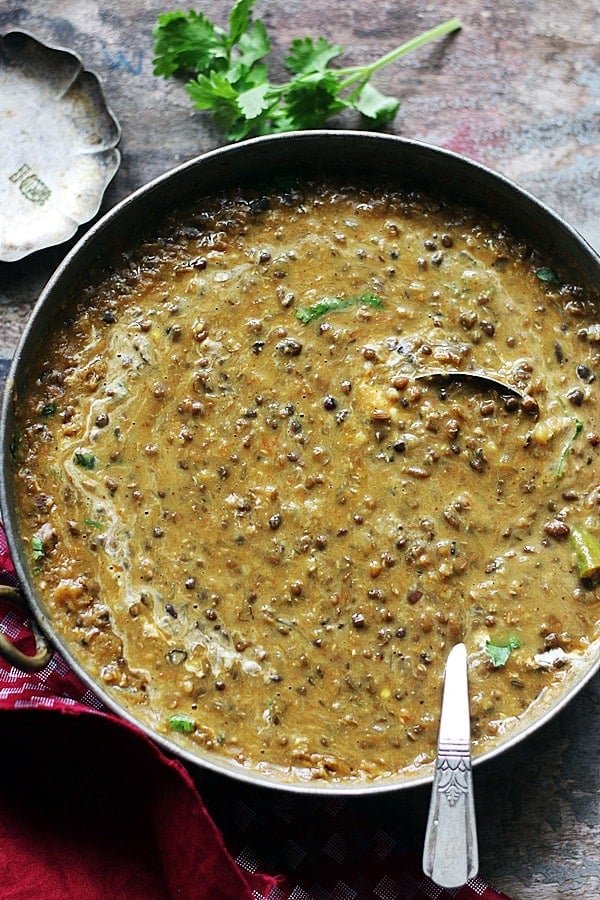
left=12, top=181, right=600, bottom=785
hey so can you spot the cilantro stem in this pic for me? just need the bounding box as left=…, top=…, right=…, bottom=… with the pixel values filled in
left=337, top=18, right=462, bottom=88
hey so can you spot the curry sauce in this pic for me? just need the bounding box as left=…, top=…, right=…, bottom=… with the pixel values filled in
left=13, top=183, right=600, bottom=783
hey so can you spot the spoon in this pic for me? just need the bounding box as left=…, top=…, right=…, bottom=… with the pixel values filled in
left=414, top=368, right=524, bottom=399
left=422, top=642, right=479, bottom=888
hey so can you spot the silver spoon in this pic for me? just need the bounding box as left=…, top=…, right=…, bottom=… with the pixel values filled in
left=422, top=642, right=479, bottom=888
left=414, top=368, right=524, bottom=399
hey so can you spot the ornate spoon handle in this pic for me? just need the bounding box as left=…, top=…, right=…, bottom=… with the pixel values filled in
left=422, top=643, right=479, bottom=888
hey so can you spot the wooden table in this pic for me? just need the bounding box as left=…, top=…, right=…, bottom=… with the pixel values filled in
left=1, top=2, right=599, bottom=896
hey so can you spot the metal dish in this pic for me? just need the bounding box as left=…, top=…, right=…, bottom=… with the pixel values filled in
left=1, top=131, right=599, bottom=794
left=0, top=30, right=121, bottom=262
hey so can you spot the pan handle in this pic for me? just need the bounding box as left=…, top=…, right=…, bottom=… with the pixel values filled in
left=0, top=585, right=53, bottom=672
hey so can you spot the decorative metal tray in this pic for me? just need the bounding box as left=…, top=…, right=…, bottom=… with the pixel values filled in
left=0, top=30, right=121, bottom=262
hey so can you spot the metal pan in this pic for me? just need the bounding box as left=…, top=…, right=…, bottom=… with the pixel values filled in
left=1, top=131, right=599, bottom=794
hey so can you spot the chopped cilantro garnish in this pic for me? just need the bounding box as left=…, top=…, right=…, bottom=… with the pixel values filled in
left=168, top=713, right=196, bottom=734
left=41, top=403, right=57, bottom=417
left=31, top=535, right=45, bottom=561
left=296, top=292, right=383, bottom=324
left=556, top=418, right=583, bottom=478
left=83, top=519, right=104, bottom=530
left=536, top=267, right=560, bottom=285
left=484, top=636, right=521, bottom=668
left=74, top=451, right=97, bottom=470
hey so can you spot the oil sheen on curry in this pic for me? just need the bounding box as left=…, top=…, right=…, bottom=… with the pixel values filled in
left=13, top=182, right=600, bottom=784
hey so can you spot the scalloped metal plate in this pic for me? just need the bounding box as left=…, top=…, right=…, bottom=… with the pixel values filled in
left=0, top=30, right=121, bottom=262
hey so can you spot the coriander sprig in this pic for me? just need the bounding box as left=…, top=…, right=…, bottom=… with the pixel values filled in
left=153, top=1, right=461, bottom=140
left=484, top=636, right=522, bottom=668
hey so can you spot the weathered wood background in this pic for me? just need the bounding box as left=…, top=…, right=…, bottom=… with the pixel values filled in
left=1, top=2, right=599, bottom=896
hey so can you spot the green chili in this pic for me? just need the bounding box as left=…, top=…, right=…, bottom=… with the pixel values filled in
left=570, top=525, right=600, bottom=580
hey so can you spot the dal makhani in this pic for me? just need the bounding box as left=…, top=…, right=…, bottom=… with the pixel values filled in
left=12, top=182, right=600, bottom=783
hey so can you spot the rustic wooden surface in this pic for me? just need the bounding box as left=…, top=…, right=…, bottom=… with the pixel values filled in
left=1, top=2, right=599, bottom=897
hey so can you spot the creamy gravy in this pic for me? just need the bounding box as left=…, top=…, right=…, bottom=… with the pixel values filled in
left=13, top=183, right=600, bottom=783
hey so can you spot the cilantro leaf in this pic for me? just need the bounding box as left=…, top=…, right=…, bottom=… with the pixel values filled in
left=234, top=20, right=270, bottom=70
left=74, top=451, right=97, bottom=470
left=152, top=11, right=224, bottom=78
left=237, top=81, right=272, bottom=119
left=31, top=535, right=45, bottom=561
left=227, top=0, right=255, bottom=48
left=169, top=713, right=196, bottom=734
left=296, top=292, right=383, bottom=324
left=283, top=71, right=348, bottom=129
left=354, top=82, right=400, bottom=125
left=187, top=71, right=265, bottom=140
left=153, top=7, right=462, bottom=140
left=536, top=267, right=560, bottom=285
left=84, top=519, right=104, bottom=530
left=285, top=36, right=343, bottom=75
left=484, top=636, right=522, bottom=668
left=187, top=71, right=239, bottom=109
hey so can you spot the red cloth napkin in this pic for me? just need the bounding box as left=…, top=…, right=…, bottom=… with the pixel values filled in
left=0, top=524, right=511, bottom=900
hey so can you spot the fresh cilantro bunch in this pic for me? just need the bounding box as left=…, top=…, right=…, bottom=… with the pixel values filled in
left=153, top=0, right=461, bottom=141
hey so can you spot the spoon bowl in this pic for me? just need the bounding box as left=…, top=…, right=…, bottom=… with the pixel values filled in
left=414, top=369, right=525, bottom=399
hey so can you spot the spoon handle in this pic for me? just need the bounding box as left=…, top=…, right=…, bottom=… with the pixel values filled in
left=422, top=643, right=479, bottom=888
